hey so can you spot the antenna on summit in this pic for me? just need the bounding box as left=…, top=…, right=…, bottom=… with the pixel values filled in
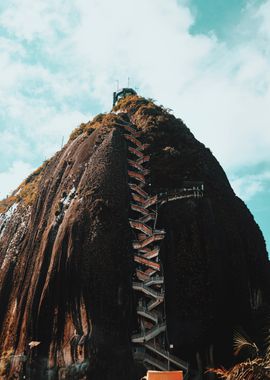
left=127, top=77, right=130, bottom=87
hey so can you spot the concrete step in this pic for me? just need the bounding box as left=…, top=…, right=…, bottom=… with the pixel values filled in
left=143, top=195, right=158, bottom=208
left=134, top=256, right=160, bottom=271
left=133, top=351, right=169, bottom=371
left=132, top=282, right=164, bottom=300
left=128, top=159, right=145, bottom=172
left=129, top=146, right=144, bottom=158
left=139, top=213, right=156, bottom=223
left=130, top=221, right=163, bottom=238
left=135, top=230, right=165, bottom=242
left=131, top=203, right=150, bottom=216
left=137, top=233, right=148, bottom=241
left=137, top=306, right=159, bottom=323
left=133, top=233, right=165, bottom=249
left=145, top=343, right=189, bottom=371
left=147, top=297, right=164, bottom=311
left=117, top=122, right=141, bottom=137
left=132, top=322, right=166, bottom=343
left=144, top=276, right=164, bottom=286
left=129, top=183, right=148, bottom=198
left=137, top=155, right=150, bottom=165
left=128, top=170, right=146, bottom=184
left=143, top=354, right=169, bottom=371
left=139, top=247, right=160, bottom=259
left=131, top=194, right=158, bottom=209
left=132, top=192, right=147, bottom=204
left=129, top=219, right=153, bottom=236
left=136, top=268, right=157, bottom=282
left=125, top=134, right=144, bottom=149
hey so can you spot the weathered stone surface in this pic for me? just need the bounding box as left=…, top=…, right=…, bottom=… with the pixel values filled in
left=0, top=96, right=269, bottom=379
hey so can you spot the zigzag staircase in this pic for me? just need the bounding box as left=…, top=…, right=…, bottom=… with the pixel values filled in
left=118, top=116, right=203, bottom=377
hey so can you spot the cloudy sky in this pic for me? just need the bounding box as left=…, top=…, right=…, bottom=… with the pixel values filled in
left=0, top=0, right=269, bottom=251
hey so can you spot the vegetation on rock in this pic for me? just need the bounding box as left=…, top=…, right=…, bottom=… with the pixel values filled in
left=208, top=330, right=270, bottom=379
left=0, top=160, right=50, bottom=213
left=0, top=95, right=269, bottom=379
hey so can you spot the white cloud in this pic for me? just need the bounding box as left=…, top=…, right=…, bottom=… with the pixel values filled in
left=230, top=171, right=270, bottom=201
left=0, top=0, right=270, bottom=198
left=54, top=0, right=270, bottom=170
left=0, top=161, right=34, bottom=199
left=256, top=0, right=270, bottom=39
left=0, top=0, right=75, bottom=42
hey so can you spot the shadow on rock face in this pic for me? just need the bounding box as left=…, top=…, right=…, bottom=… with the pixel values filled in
left=0, top=96, right=269, bottom=379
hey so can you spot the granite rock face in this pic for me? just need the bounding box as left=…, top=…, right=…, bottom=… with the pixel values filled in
left=0, top=96, right=269, bottom=379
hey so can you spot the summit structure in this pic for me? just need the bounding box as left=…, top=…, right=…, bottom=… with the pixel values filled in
left=113, top=87, right=137, bottom=106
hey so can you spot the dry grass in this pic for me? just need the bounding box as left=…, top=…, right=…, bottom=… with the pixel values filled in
left=233, top=330, right=259, bottom=357
left=0, top=109, right=131, bottom=214
left=0, top=160, right=50, bottom=214
left=113, top=94, right=150, bottom=113
left=0, top=95, right=172, bottom=215
left=69, top=95, right=173, bottom=143
left=208, top=331, right=270, bottom=379
left=208, top=358, right=270, bottom=379
left=69, top=110, right=145, bottom=141
left=69, top=113, right=106, bottom=140
left=113, top=94, right=172, bottom=117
